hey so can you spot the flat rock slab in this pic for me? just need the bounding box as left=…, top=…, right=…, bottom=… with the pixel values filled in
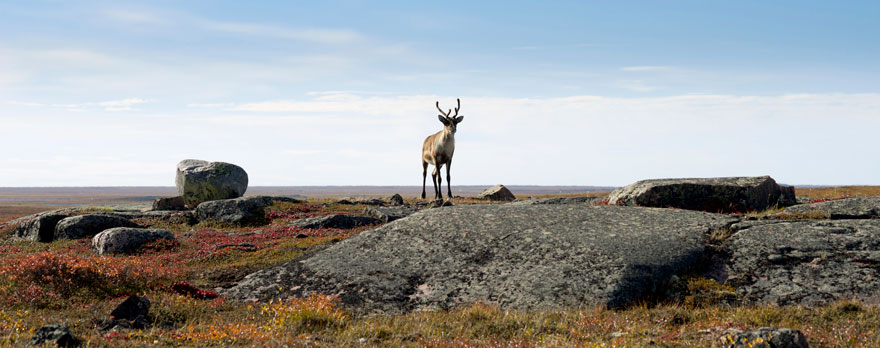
left=288, top=214, right=382, bottom=229
left=196, top=196, right=300, bottom=225
left=607, top=176, right=796, bottom=213
left=773, top=197, right=880, bottom=219
left=726, top=220, right=880, bottom=306
left=222, top=204, right=737, bottom=313
left=508, top=196, right=600, bottom=206
left=363, top=205, right=420, bottom=223
left=92, top=227, right=175, bottom=255
left=55, top=214, right=141, bottom=240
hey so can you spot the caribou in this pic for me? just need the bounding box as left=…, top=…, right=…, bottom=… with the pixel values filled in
left=422, top=98, right=464, bottom=200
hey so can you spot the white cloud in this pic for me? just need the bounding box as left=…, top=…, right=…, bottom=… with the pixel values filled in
left=55, top=98, right=153, bottom=111
left=187, top=103, right=233, bottom=108
left=614, top=80, right=660, bottom=92
left=200, top=20, right=362, bottom=44
left=104, top=9, right=164, bottom=24
left=621, top=66, right=674, bottom=72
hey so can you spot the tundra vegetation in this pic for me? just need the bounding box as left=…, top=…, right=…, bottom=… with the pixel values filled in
left=1, top=190, right=880, bottom=347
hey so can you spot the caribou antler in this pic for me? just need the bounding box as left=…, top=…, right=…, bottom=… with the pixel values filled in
left=436, top=101, right=451, bottom=117
left=452, top=98, right=461, bottom=117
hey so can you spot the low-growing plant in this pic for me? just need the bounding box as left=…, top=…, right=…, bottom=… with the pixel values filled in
left=0, top=251, right=182, bottom=307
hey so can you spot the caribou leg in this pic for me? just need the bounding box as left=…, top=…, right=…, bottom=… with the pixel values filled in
left=434, top=165, right=443, bottom=200
left=431, top=168, right=439, bottom=200
left=446, top=161, right=452, bottom=199
left=421, top=161, right=428, bottom=199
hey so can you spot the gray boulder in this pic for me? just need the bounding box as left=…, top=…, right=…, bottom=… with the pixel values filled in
left=55, top=214, right=140, bottom=240
left=5, top=209, right=75, bottom=242
left=176, top=159, right=249, bottom=208
left=363, top=205, right=420, bottom=223
left=478, top=184, right=516, bottom=201
left=288, top=214, right=382, bottom=229
left=773, top=196, right=880, bottom=219
left=29, top=324, right=80, bottom=347
left=727, top=327, right=809, bottom=348
left=152, top=196, right=186, bottom=211
left=725, top=220, right=880, bottom=306
left=196, top=196, right=300, bottom=225
left=92, top=228, right=175, bottom=255
left=222, top=204, right=737, bottom=313
left=607, top=176, right=796, bottom=213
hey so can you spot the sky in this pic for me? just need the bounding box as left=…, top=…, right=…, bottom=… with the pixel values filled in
left=1, top=0, right=879, bottom=187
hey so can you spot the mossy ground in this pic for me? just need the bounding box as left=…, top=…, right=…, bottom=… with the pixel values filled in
left=1, top=191, right=880, bottom=346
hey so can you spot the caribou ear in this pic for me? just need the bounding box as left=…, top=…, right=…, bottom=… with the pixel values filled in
left=454, top=115, right=464, bottom=124
left=438, top=115, right=450, bottom=125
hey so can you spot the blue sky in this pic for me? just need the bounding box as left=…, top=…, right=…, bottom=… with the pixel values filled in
left=1, top=1, right=879, bottom=187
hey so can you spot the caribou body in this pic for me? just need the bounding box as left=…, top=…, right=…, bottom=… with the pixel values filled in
left=422, top=98, right=464, bottom=200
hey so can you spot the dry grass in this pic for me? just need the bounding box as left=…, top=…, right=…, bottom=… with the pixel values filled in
left=796, top=186, right=880, bottom=199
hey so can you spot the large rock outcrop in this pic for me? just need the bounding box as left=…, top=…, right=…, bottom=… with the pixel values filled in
left=607, top=176, right=796, bottom=213
left=222, top=204, right=737, bottom=312
left=196, top=196, right=300, bottom=225
left=724, top=219, right=880, bottom=306
left=176, top=159, right=249, bottom=208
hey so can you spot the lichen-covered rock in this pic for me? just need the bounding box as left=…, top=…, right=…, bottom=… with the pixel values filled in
left=607, top=176, right=796, bottom=213
left=363, top=205, right=420, bottom=223
left=725, top=220, right=880, bottom=306
left=222, top=204, right=737, bottom=313
left=29, top=324, right=80, bottom=347
left=152, top=196, right=186, bottom=211
left=196, top=196, right=300, bottom=225
left=5, top=209, right=76, bottom=242
left=55, top=214, right=140, bottom=240
left=288, top=214, right=382, bottom=229
left=92, top=228, right=175, bottom=255
left=176, top=159, right=249, bottom=208
left=477, top=184, right=516, bottom=201
left=773, top=197, right=880, bottom=219
left=726, top=327, right=809, bottom=348
left=508, top=196, right=600, bottom=206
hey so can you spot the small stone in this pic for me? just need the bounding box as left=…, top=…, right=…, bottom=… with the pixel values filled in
left=29, top=324, right=80, bottom=347
left=389, top=194, right=404, bottom=206
left=727, top=327, right=809, bottom=348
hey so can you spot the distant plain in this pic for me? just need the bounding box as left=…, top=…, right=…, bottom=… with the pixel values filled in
left=0, top=185, right=615, bottom=223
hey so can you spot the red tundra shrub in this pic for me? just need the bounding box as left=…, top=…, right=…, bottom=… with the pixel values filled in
left=0, top=251, right=182, bottom=304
